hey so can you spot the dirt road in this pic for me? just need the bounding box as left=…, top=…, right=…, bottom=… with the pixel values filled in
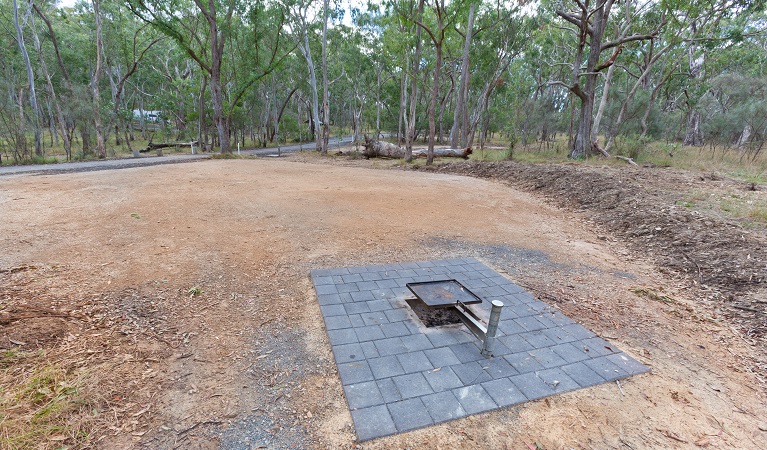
left=1, top=157, right=765, bottom=449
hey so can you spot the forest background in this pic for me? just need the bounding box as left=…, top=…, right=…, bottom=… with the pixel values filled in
left=2, top=0, right=767, bottom=170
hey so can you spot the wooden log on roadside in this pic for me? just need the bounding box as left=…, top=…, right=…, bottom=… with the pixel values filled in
left=361, top=135, right=471, bottom=159
left=140, top=141, right=199, bottom=154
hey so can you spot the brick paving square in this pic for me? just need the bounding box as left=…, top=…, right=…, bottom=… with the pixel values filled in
left=311, top=258, right=649, bottom=441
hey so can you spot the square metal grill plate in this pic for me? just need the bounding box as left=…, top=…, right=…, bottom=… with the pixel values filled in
left=406, top=279, right=482, bottom=307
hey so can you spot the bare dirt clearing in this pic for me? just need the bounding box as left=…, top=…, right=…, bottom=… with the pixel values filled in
left=1, top=157, right=765, bottom=449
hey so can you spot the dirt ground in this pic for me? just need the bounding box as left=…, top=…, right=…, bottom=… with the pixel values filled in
left=1, top=155, right=765, bottom=449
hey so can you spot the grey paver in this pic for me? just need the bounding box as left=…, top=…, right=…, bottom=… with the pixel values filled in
left=424, top=347, right=461, bottom=367
left=360, top=341, right=380, bottom=359
left=387, top=398, right=433, bottom=432
left=313, top=259, right=648, bottom=441
left=356, top=281, right=379, bottom=291
left=561, top=361, right=605, bottom=387
left=582, top=337, right=618, bottom=356
left=423, top=367, right=463, bottom=392
left=583, top=356, right=628, bottom=381
left=333, top=343, right=365, bottom=364
left=504, top=352, right=545, bottom=373
left=536, top=368, right=581, bottom=393
left=498, top=319, right=526, bottom=335
left=550, top=342, right=591, bottom=364
left=317, top=293, right=343, bottom=305
left=481, top=356, right=518, bottom=379
left=376, top=378, right=402, bottom=403
left=337, top=283, right=360, bottom=293
left=529, top=347, right=568, bottom=369
left=401, top=334, right=434, bottom=352
left=392, top=373, right=434, bottom=399
left=327, top=328, right=358, bottom=346
left=342, top=273, right=364, bottom=283
left=425, top=329, right=462, bottom=348
left=396, top=351, right=434, bottom=374
left=562, top=323, right=596, bottom=340
left=384, top=308, right=411, bottom=322
left=344, top=381, right=384, bottom=409
left=348, top=314, right=365, bottom=328
left=453, top=385, right=497, bottom=414
left=315, top=284, right=339, bottom=295
left=360, top=312, right=389, bottom=326
left=376, top=279, right=399, bottom=289
left=350, top=290, right=375, bottom=302
left=367, top=299, right=393, bottom=312
left=381, top=322, right=411, bottom=338
left=369, top=355, right=406, bottom=379
left=338, top=361, right=374, bottom=385
left=481, top=377, right=527, bottom=407
left=449, top=342, right=485, bottom=363
left=344, top=302, right=370, bottom=314
left=354, top=325, right=385, bottom=342
left=606, top=353, right=650, bottom=374
left=451, top=361, right=493, bottom=385
left=421, top=391, right=467, bottom=423
left=351, top=405, right=397, bottom=441
left=498, top=334, right=534, bottom=353
left=509, top=372, right=554, bottom=400
left=370, top=288, right=396, bottom=300
left=373, top=336, right=408, bottom=356
left=320, top=304, right=346, bottom=317
left=523, top=330, right=557, bottom=348
left=516, top=315, right=546, bottom=332
left=324, top=315, right=352, bottom=330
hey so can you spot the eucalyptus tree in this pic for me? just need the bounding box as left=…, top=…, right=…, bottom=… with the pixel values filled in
left=413, top=0, right=468, bottom=165
left=11, top=0, right=42, bottom=157
left=550, top=0, right=663, bottom=159
left=449, top=1, right=475, bottom=149
left=284, top=0, right=323, bottom=150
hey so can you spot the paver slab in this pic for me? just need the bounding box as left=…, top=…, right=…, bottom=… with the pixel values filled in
left=311, top=258, right=649, bottom=441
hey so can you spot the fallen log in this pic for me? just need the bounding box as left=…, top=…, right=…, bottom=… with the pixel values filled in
left=362, top=136, right=471, bottom=159
left=140, top=141, right=198, bottom=154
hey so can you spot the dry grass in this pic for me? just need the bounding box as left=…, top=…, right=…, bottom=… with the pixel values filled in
left=0, top=348, right=110, bottom=450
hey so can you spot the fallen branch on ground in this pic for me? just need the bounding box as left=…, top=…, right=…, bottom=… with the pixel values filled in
left=361, top=135, right=472, bottom=159
left=140, top=141, right=198, bottom=153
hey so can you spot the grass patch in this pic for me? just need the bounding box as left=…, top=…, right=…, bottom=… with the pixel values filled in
left=210, top=153, right=244, bottom=159
left=0, top=349, right=109, bottom=449
left=0, top=350, right=95, bottom=449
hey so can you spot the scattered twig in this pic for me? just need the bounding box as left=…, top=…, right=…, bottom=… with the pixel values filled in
left=0, top=264, right=37, bottom=274
left=616, top=379, right=625, bottom=396
left=178, top=420, right=222, bottom=436
left=197, top=301, right=221, bottom=313
left=679, top=251, right=703, bottom=283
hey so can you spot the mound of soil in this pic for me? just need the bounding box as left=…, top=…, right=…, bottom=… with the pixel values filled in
left=421, top=161, right=767, bottom=341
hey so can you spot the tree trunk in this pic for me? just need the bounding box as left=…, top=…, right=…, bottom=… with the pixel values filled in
left=450, top=4, right=474, bottom=149
left=206, top=0, right=231, bottom=153
left=31, top=11, right=71, bottom=159
left=320, top=0, right=330, bottom=155
left=683, top=110, right=703, bottom=146
left=737, top=124, right=752, bottom=150
left=197, top=75, right=207, bottom=154
left=13, top=0, right=42, bottom=157
left=405, top=0, right=426, bottom=161
left=92, top=0, right=106, bottom=158
left=591, top=62, right=615, bottom=143
left=426, top=42, right=443, bottom=166
left=398, top=67, right=406, bottom=144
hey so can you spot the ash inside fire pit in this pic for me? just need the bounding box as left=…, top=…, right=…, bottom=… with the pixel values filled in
left=405, top=298, right=463, bottom=327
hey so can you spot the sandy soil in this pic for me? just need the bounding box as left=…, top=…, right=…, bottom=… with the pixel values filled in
left=1, top=156, right=765, bottom=449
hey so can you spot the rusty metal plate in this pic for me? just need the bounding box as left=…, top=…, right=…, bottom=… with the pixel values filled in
left=406, top=280, right=482, bottom=307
